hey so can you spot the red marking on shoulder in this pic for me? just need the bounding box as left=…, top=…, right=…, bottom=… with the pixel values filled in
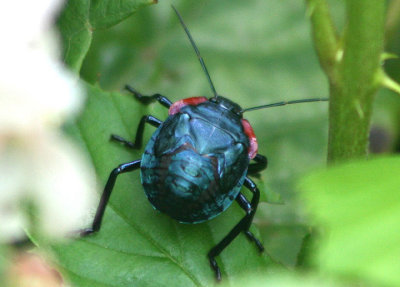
left=241, top=119, right=258, bottom=159
left=168, top=97, right=208, bottom=115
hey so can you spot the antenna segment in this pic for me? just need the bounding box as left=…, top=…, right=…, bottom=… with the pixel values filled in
left=241, top=98, right=329, bottom=113
left=171, top=5, right=218, bottom=98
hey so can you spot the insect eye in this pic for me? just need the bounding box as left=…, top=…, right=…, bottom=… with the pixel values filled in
left=233, top=108, right=242, bottom=116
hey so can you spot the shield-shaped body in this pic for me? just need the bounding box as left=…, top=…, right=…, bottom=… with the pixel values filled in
left=141, top=100, right=250, bottom=223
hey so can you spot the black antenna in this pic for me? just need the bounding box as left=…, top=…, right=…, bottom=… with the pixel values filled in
left=171, top=5, right=218, bottom=98
left=241, top=98, right=329, bottom=113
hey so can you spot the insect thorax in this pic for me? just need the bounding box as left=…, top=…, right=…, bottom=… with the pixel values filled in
left=140, top=102, right=250, bottom=223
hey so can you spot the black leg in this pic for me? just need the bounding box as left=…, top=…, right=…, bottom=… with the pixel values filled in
left=247, top=154, right=268, bottom=175
left=207, top=177, right=262, bottom=281
left=236, top=194, right=264, bottom=252
left=111, top=115, right=162, bottom=149
left=125, top=85, right=172, bottom=108
left=81, top=160, right=141, bottom=236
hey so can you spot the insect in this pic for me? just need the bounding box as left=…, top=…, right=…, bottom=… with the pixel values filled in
left=81, top=6, right=328, bottom=281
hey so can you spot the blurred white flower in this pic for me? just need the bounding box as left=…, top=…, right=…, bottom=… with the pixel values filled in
left=0, top=0, right=96, bottom=241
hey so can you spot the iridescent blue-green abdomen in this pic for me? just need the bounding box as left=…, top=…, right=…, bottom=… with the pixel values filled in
left=140, top=101, right=250, bottom=223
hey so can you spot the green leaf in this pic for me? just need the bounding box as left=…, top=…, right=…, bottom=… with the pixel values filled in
left=260, top=224, right=309, bottom=268
left=57, top=0, right=155, bottom=72
left=221, top=272, right=343, bottom=287
left=257, top=174, right=282, bottom=204
left=47, top=83, right=274, bottom=286
left=52, top=0, right=333, bottom=283
left=299, top=156, right=400, bottom=286
left=77, top=0, right=330, bottom=270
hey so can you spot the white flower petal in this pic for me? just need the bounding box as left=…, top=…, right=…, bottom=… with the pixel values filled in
left=0, top=0, right=96, bottom=241
left=0, top=48, right=83, bottom=134
left=0, top=133, right=97, bottom=241
left=0, top=0, right=64, bottom=46
left=32, top=133, right=96, bottom=236
left=0, top=143, right=31, bottom=241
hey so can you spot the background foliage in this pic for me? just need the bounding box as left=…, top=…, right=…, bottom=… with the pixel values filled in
left=40, top=0, right=400, bottom=286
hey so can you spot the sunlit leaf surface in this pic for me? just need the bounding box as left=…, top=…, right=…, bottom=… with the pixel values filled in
left=51, top=0, right=331, bottom=285
left=299, top=156, right=400, bottom=286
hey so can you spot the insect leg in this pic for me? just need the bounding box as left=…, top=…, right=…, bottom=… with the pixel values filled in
left=207, top=177, right=262, bottom=281
left=236, top=193, right=264, bottom=252
left=111, top=115, right=162, bottom=149
left=80, top=160, right=141, bottom=236
left=247, top=154, right=268, bottom=175
left=125, top=85, right=172, bottom=108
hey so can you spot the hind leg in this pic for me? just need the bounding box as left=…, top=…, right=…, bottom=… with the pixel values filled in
left=207, top=177, right=263, bottom=281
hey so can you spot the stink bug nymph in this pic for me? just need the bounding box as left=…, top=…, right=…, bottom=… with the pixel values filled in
left=81, top=6, right=328, bottom=281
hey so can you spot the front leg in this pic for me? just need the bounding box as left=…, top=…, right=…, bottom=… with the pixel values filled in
left=111, top=115, right=162, bottom=149
left=247, top=154, right=267, bottom=175
left=125, top=85, right=172, bottom=108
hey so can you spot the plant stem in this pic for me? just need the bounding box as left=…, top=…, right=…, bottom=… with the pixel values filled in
left=328, top=0, right=385, bottom=163
left=306, top=0, right=386, bottom=163
left=305, top=0, right=339, bottom=81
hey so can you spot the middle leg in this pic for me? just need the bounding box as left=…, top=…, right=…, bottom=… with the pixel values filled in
left=81, top=159, right=141, bottom=236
